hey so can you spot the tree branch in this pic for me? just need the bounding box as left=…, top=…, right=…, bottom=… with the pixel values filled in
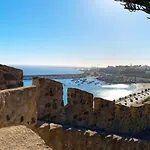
left=115, top=0, right=150, bottom=17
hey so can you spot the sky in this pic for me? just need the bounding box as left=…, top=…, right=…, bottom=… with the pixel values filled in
left=0, top=0, right=149, bottom=67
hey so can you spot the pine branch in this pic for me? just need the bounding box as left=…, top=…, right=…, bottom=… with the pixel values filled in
left=115, top=0, right=150, bottom=16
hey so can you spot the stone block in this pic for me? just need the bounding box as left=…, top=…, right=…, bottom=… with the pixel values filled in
left=32, top=77, right=66, bottom=123
left=0, top=65, right=23, bottom=90
left=0, top=86, right=37, bottom=129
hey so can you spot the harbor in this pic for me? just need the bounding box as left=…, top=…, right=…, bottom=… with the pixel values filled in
left=23, top=73, right=86, bottom=80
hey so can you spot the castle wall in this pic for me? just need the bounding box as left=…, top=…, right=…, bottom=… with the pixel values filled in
left=32, top=77, right=66, bottom=123
left=0, top=65, right=23, bottom=90
left=0, top=86, right=37, bottom=129
left=94, top=97, right=115, bottom=131
left=33, top=77, right=150, bottom=135
left=34, top=122, right=150, bottom=150
left=65, top=88, right=94, bottom=127
left=0, top=76, right=150, bottom=149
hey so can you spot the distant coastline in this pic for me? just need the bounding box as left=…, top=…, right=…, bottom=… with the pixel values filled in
left=19, top=64, right=150, bottom=85
left=12, top=65, right=81, bottom=76
left=23, top=73, right=85, bottom=80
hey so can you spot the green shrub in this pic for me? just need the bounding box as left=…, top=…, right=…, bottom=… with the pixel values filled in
left=144, top=97, right=150, bottom=102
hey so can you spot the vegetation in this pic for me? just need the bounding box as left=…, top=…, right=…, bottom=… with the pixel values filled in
left=144, top=97, right=150, bottom=102
left=144, top=74, right=150, bottom=79
left=120, top=69, right=145, bottom=77
left=115, top=0, right=150, bottom=18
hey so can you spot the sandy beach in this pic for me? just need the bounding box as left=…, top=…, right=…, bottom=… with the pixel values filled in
left=115, top=83, right=150, bottom=107
left=136, top=83, right=150, bottom=91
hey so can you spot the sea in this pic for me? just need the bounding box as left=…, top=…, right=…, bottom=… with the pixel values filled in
left=14, top=65, right=136, bottom=105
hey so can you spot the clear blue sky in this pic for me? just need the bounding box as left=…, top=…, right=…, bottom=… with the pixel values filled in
left=0, top=0, right=149, bottom=67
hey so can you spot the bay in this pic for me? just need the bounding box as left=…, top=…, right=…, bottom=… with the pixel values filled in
left=12, top=65, right=80, bottom=75
left=24, top=78, right=136, bottom=105
left=20, top=65, right=136, bottom=105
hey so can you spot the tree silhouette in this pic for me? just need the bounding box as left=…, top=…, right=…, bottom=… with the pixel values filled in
left=115, top=0, right=150, bottom=18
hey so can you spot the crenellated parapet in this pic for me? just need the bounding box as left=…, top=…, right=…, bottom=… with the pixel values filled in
left=34, top=122, right=150, bottom=150
left=93, top=97, right=115, bottom=130
left=33, top=77, right=150, bottom=135
left=2, top=66, right=150, bottom=149
left=1, top=75, right=150, bottom=149
left=0, top=86, right=37, bottom=129
left=0, top=64, right=23, bottom=90
left=65, top=88, right=94, bottom=127
left=32, top=77, right=66, bottom=123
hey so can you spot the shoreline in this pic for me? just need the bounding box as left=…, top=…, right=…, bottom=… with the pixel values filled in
left=23, top=73, right=86, bottom=80
left=23, top=76, right=150, bottom=105
left=23, top=74, right=150, bottom=85
left=136, top=83, right=150, bottom=91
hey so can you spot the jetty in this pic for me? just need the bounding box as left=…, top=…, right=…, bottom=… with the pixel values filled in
left=23, top=73, right=86, bottom=80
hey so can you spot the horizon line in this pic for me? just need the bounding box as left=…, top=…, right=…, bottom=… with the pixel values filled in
left=5, top=63, right=150, bottom=68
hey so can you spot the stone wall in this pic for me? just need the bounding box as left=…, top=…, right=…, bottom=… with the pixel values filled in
left=34, top=122, right=150, bottom=150
left=94, top=97, right=116, bottom=131
left=0, top=64, right=23, bottom=90
left=0, top=76, right=149, bottom=149
left=32, top=77, right=66, bottom=123
left=0, top=86, right=37, bottom=129
left=65, top=88, right=94, bottom=127
left=33, top=77, right=150, bottom=135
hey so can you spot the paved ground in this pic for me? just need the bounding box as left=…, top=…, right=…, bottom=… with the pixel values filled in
left=0, top=125, right=52, bottom=150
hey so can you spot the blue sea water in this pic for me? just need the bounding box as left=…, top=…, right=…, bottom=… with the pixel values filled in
left=21, top=65, right=136, bottom=105
left=13, top=65, right=80, bottom=75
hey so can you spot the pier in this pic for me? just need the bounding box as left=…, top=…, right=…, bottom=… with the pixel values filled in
left=23, top=73, right=86, bottom=80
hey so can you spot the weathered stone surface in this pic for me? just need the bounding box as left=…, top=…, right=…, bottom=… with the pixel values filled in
left=0, top=75, right=150, bottom=149
left=0, top=64, right=23, bottom=90
left=0, top=125, right=52, bottom=150
left=65, top=88, right=94, bottom=127
left=34, top=122, right=63, bottom=150
left=32, top=77, right=66, bottom=123
left=35, top=122, right=150, bottom=150
left=0, top=86, right=37, bottom=129
left=94, top=97, right=115, bottom=131
left=33, top=78, right=150, bottom=135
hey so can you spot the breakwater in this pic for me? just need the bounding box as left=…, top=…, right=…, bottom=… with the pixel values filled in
left=23, top=73, right=86, bottom=80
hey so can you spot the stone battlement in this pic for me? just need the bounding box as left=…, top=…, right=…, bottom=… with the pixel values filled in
left=34, top=122, right=150, bottom=150
left=1, top=70, right=150, bottom=149
left=0, top=85, right=37, bottom=129
left=0, top=64, right=23, bottom=90
left=33, top=77, right=150, bottom=135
